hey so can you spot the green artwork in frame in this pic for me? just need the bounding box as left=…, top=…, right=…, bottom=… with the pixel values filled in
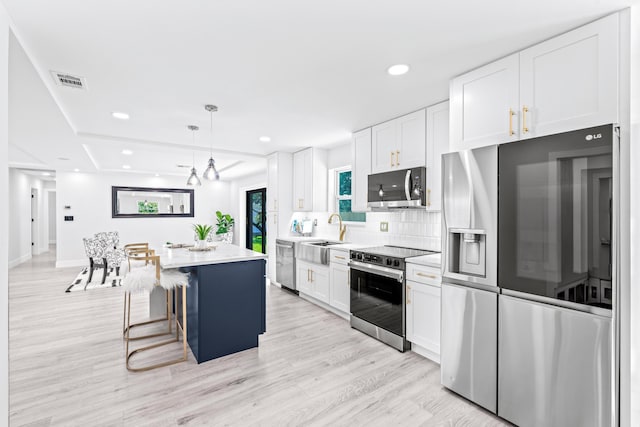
left=137, top=200, right=159, bottom=214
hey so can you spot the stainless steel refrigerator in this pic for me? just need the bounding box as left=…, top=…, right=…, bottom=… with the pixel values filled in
left=441, top=145, right=498, bottom=413
left=441, top=125, right=617, bottom=426
left=497, top=124, right=615, bottom=427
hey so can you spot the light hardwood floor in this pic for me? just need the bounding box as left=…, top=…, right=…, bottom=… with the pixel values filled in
left=9, top=247, right=510, bottom=426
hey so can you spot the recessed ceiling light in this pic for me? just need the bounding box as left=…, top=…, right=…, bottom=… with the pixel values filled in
left=387, top=64, right=410, bottom=76
left=111, top=111, right=130, bottom=120
left=122, top=149, right=133, bottom=155
left=41, top=172, right=51, bottom=176
left=259, top=136, right=271, bottom=142
left=122, top=165, right=131, bottom=169
left=73, top=168, right=80, bottom=172
left=155, top=173, right=160, bottom=177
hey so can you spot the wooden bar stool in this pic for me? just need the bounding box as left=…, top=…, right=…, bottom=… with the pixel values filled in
left=122, top=254, right=189, bottom=372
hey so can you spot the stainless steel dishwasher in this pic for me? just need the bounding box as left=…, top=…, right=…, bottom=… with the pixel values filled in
left=275, top=239, right=296, bottom=292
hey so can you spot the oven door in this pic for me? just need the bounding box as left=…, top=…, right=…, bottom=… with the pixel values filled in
left=349, top=261, right=405, bottom=336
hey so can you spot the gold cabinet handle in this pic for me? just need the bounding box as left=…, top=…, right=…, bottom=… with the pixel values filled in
left=396, top=150, right=400, bottom=166
left=298, top=198, right=304, bottom=209
left=416, top=272, right=437, bottom=279
left=426, top=188, right=431, bottom=207
left=522, top=106, right=529, bottom=134
left=509, top=108, right=516, bottom=136
left=406, top=284, right=411, bottom=304
left=390, top=151, right=395, bottom=167
left=334, top=255, right=346, bottom=260
left=273, top=214, right=277, bottom=225
left=307, top=269, right=310, bottom=282
left=310, top=269, right=313, bottom=283
left=274, top=199, right=278, bottom=210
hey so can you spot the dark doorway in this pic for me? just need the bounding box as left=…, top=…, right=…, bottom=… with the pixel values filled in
left=246, top=188, right=266, bottom=253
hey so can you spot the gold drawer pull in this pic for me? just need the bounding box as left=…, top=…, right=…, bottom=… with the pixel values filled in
left=396, top=150, right=400, bottom=166
left=390, top=151, right=395, bottom=167
left=334, top=255, right=346, bottom=260
left=406, top=285, right=411, bottom=304
left=508, top=108, right=515, bottom=136
left=522, top=105, right=529, bottom=134
left=416, top=272, right=437, bottom=279
left=427, top=188, right=431, bottom=207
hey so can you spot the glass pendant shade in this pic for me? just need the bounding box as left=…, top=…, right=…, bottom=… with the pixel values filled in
left=187, top=167, right=201, bottom=186
left=203, top=157, right=220, bottom=181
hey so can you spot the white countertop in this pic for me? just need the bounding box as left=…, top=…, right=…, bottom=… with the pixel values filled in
left=275, top=236, right=326, bottom=242
left=406, top=253, right=442, bottom=268
left=159, top=243, right=267, bottom=269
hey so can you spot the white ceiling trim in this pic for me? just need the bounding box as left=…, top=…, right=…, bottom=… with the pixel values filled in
left=77, top=131, right=268, bottom=159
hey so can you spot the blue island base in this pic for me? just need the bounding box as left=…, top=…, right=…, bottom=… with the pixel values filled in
left=182, top=258, right=266, bottom=363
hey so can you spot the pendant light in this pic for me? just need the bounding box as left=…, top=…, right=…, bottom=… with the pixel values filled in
left=186, top=125, right=201, bottom=186
left=203, top=104, right=220, bottom=180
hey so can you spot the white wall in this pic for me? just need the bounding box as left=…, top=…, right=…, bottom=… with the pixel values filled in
left=327, top=143, right=351, bottom=170
left=231, top=172, right=267, bottom=250
left=47, top=190, right=56, bottom=243
left=0, top=5, right=9, bottom=425
left=55, top=172, right=233, bottom=267
left=8, top=169, right=49, bottom=267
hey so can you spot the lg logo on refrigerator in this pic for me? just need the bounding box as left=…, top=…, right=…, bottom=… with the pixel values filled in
left=585, top=133, right=602, bottom=141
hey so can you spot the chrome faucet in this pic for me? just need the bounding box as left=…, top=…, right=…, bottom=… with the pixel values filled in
left=328, top=213, right=347, bottom=242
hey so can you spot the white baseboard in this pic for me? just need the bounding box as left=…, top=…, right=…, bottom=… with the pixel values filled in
left=9, top=253, right=32, bottom=269
left=411, top=343, right=440, bottom=364
left=55, top=259, right=87, bottom=269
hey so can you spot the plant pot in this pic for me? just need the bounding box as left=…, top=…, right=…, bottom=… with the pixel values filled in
left=218, top=232, right=233, bottom=244
left=195, top=239, right=208, bottom=249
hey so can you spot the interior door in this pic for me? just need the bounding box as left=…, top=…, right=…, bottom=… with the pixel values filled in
left=246, top=188, right=266, bottom=253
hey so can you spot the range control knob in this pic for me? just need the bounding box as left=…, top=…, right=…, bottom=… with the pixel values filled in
left=394, top=260, right=400, bottom=267
left=351, top=252, right=356, bottom=259
left=386, top=259, right=392, bottom=266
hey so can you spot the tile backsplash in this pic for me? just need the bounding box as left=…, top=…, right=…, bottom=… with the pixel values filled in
left=288, top=210, right=442, bottom=252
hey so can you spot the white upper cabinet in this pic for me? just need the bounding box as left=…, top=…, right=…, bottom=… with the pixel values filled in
left=292, top=147, right=327, bottom=212
left=425, top=100, right=450, bottom=211
left=351, top=128, right=371, bottom=212
left=267, top=152, right=292, bottom=212
left=450, top=54, right=520, bottom=151
left=371, top=109, right=426, bottom=173
left=450, top=13, right=618, bottom=150
left=518, top=13, right=618, bottom=139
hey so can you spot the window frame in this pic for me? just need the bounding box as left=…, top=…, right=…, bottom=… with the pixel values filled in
left=333, top=166, right=366, bottom=224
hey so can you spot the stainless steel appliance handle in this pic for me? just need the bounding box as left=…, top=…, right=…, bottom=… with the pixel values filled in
left=404, top=169, right=412, bottom=201
left=276, top=243, right=293, bottom=249
left=349, top=261, right=404, bottom=282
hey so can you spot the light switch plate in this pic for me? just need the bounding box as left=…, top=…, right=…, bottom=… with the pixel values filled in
left=380, top=221, right=388, bottom=232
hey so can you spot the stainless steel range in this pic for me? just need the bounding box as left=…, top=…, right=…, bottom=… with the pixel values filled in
left=349, top=245, right=436, bottom=352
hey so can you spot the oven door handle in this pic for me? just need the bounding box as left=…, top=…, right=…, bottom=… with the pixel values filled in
left=349, top=261, right=404, bottom=282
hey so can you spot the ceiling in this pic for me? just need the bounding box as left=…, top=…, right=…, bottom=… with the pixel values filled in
left=4, top=0, right=638, bottom=180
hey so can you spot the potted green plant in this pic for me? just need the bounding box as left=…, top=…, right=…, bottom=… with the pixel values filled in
left=193, top=224, right=213, bottom=249
left=215, top=211, right=235, bottom=243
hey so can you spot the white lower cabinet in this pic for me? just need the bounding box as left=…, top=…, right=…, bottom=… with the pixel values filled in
left=329, top=249, right=350, bottom=314
left=406, top=279, right=441, bottom=363
left=296, top=259, right=329, bottom=304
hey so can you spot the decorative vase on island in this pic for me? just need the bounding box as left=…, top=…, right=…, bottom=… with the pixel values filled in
left=196, top=239, right=208, bottom=250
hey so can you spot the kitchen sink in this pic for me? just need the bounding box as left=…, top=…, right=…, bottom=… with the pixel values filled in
left=297, top=241, right=344, bottom=265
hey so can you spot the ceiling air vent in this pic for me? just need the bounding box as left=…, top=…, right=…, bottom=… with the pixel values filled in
left=50, top=71, right=87, bottom=89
